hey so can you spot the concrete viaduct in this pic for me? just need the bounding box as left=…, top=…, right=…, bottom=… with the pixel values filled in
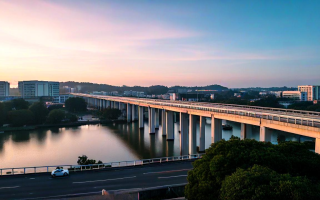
left=71, top=93, right=320, bottom=154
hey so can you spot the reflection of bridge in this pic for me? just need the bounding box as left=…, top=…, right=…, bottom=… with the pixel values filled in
left=71, top=93, right=320, bottom=154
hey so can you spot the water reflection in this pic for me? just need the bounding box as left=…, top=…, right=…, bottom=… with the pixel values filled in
left=0, top=119, right=314, bottom=168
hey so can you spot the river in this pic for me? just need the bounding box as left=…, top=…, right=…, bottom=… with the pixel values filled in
left=0, top=120, right=313, bottom=168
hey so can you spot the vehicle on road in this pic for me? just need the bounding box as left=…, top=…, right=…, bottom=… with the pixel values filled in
left=51, top=168, right=69, bottom=177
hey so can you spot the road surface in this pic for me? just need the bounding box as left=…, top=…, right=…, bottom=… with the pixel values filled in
left=0, top=161, right=193, bottom=200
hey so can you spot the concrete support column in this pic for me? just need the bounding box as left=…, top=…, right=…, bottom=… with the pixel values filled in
left=94, top=99, right=97, bottom=108
left=211, top=115, right=222, bottom=144
left=107, top=101, right=111, bottom=108
left=99, top=99, right=103, bottom=110
left=200, top=116, right=206, bottom=152
left=316, top=138, right=320, bottom=154
left=189, top=115, right=197, bottom=155
left=103, top=100, right=106, bottom=109
left=139, top=106, right=144, bottom=129
left=162, top=109, right=166, bottom=136
left=118, top=102, right=121, bottom=110
left=127, top=104, right=132, bottom=122
left=132, top=105, right=136, bottom=121
left=155, top=109, right=160, bottom=129
left=240, top=123, right=246, bottom=140
left=180, top=113, right=189, bottom=155
left=166, top=111, right=174, bottom=140
left=260, top=126, right=271, bottom=142
left=111, top=101, right=114, bottom=109
left=148, top=107, right=155, bottom=134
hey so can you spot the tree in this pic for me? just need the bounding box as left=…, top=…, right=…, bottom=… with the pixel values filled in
left=185, top=137, right=320, bottom=200
left=65, top=97, right=87, bottom=112
left=48, top=104, right=63, bottom=112
left=46, top=109, right=65, bottom=124
left=11, top=98, right=29, bottom=110
left=220, top=165, right=318, bottom=200
left=29, top=102, right=49, bottom=124
left=0, top=102, right=5, bottom=126
left=101, top=108, right=121, bottom=120
left=77, top=155, right=103, bottom=165
left=8, top=110, right=34, bottom=127
left=66, top=113, right=78, bottom=122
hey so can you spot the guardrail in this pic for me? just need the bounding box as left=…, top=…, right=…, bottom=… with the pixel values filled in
left=72, top=93, right=320, bottom=129
left=0, top=154, right=202, bottom=176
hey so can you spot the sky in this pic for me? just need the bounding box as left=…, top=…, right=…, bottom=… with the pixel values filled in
left=0, top=0, right=319, bottom=88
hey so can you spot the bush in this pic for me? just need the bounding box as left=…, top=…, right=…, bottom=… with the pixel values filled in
left=46, top=109, right=65, bottom=124
left=77, top=155, right=103, bottom=165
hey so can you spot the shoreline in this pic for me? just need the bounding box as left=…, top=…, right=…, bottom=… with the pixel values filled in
left=0, top=119, right=128, bottom=132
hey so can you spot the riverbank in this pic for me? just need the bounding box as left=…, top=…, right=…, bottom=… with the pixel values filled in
left=0, top=119, right=128, bottom=132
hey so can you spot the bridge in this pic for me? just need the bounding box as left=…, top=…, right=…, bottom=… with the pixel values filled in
left=71, top=93, right=320, bottom=154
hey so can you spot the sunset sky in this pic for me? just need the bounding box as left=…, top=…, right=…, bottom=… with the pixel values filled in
left=0, top=0, right=319, bottom=88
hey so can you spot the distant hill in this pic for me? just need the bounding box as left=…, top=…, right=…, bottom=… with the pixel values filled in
left=170, top=84, right=228, bottom=92
left=60, top=82, right=228, bottom=95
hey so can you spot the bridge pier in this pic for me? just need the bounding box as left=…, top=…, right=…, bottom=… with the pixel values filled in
left=106, top=100, right=110, bottom=108
left=111, top=101, right=114, bottom=109
left=155, top=109, right=160, bottom=129
left=180, top=113, right=189, bottom=155
left=103, top=100, right=106, bottom=109
left=132, top=105, right=136, bottom=121
left=211, top=115, right=222, bottom=144
left=139, top=106, right=144, bottom=129
left=316, top=138, right=320, bottom=154
left=99, top=99, right=103, bottom=110
left=199, top=116, right=206, bottom=152
left=162, top=109, right=166, bottom=136
left=166, top=111, right=174, bottom=140
left=127, top=104, right=132, bottom=122
left=189, top=115, right=197, bottom=155
left=241, top=123, right=252, bottom=140
left=260, top=126, right=271, bottom=142
left=148, top=107, right=155, bottom=134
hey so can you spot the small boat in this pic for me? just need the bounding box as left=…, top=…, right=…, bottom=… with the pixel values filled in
left=222, top=124, right=233, bottom=130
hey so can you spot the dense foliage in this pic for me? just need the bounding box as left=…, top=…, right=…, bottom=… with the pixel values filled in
left=288, top=101, right=320, bottom=112
left=185, top=137, right=320, bottom=200
left=101, top=108, right=122, bottom=120
left=77, top=155, right=103, bottom=165
left=8, top=110, right=34, bottom=127
left=29, top=102, right=49, bottom=124
left=65, top=97, right=87, bottom=112
left=46, top=109, right=66, bottom=124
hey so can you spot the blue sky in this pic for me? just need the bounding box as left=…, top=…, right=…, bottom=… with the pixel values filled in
left=0, top=0, right=319, bottom=87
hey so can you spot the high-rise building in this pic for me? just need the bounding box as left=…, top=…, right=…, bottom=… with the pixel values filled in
left=18, top=81, right=59, bottom=98
left=298, top=85, right=320, bottom=101
left=0, top=81, right=10, bottom=97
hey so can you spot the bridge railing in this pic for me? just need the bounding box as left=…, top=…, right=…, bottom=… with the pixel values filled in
left=0, top=154, right=202, bottom=176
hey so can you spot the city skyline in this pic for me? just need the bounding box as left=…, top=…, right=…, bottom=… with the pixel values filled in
left=1, top=0, right=320, bottom=88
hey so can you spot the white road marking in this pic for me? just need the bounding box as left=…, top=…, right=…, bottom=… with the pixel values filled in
left=143, top=168, right=191, bottom=175
left=0, top=186, right=20, bottom=190
left=158, top=175, right=188, bottom=179
left=30, top=178, right=35, bottom=180
left=73, top=176, right=136, bottom=184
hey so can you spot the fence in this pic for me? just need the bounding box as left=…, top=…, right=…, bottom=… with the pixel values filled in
left=0, top=154, right=202, bottom=176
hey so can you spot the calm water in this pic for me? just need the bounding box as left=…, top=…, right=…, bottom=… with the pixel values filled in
left=0, top=120, right=314, bottom=168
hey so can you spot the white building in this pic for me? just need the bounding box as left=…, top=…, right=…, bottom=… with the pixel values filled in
left=282, top=91, right=307, bottom=101
left=18, top=81, right=59, bottom=98
left=269, top=91, right=282, bottom=98
left=53, top=95, right=69, bottom=103
left=0, top=81, right=10, bottom=97
left=298, top=85, right=320, bottom=101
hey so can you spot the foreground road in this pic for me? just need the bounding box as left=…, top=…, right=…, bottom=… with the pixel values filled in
left=0, top=161, right=193, bottom=200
